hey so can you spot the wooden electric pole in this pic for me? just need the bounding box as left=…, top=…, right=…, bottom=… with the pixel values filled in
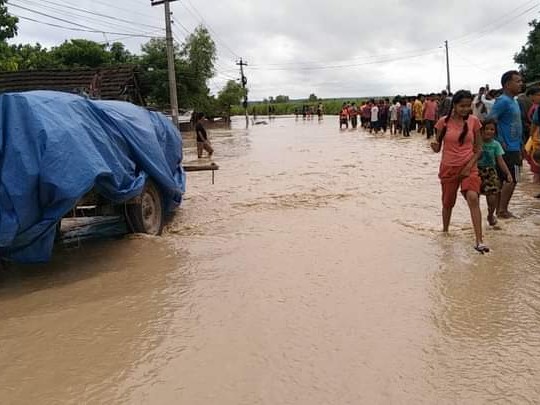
left=445, top=40, right=451, bottom=94
left=237, top=58, right=248, bottom=127
left=151, top=0, right=179, bottom=128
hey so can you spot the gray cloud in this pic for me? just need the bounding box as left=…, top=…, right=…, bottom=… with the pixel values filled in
left=9, top=0, right=538, bottom=99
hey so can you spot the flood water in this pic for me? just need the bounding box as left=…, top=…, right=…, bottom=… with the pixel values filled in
left=2, top=116, right=540, bottom=404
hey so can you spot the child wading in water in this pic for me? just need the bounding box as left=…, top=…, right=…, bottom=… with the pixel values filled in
left=431, top=90, right=489, bottom=253
left=478, top=118, right=513, bottom=226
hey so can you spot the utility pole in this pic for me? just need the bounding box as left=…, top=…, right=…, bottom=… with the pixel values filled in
left=445, top=40, right=451, bottom=94
left=151, top=0, right=179, bottom=128
left=237, top=58, right=249, bottom=127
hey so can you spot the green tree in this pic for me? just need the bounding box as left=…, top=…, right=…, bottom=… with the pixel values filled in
left=0, top=0, right=18, bottom=41
left=181, top=26, right=216, bottom=82
left=515, top=19, right=540, bottom=82
left=0, top=0, right=19, bottom=71
left=275, top=95, right=289, bottom=103
left=308, top=93, right=318, bottom=102
left=179, top=25, right=216, bottom=109
left=109, top=42, right=133, bottom=64
left=217, top=80, right=246, bottom=119
left=138, top=38, right=179, bottom=107
left=139, top=26, right=217, bottom=110
left=4, top=43, right=56, bottom=70
left=51, top=39, right=111, bottom=68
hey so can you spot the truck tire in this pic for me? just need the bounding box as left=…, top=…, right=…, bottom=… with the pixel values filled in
left=125, top=180, right=164, bottom=235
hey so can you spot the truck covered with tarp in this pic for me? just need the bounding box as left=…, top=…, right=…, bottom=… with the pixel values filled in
left=0, top=90, right=186, bottom=263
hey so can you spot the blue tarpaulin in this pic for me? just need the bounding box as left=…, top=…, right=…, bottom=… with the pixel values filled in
left=0, top=91, right=185, bottom=263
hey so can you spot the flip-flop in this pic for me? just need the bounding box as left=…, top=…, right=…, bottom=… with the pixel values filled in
left=475, top=244, right=490, bottom=254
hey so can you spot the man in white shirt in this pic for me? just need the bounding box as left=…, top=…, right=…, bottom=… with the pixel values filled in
left=481, top=89, right=497, bottom=116
left=370, top=100, right=379, bottom=134
left=389, top=101, right=399, bottom=135
left=472, top=86, right=487, bottom=120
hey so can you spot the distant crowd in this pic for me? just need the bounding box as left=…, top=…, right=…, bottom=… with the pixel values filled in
left=337, top=89, right=503, bottom=137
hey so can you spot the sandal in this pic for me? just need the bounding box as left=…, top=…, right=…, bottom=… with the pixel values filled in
left=475, top=243, right=490, bottom=254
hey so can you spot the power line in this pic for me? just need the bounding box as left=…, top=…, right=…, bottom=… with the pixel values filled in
left=14, top=14, right=162, bottom=37
left=83, top=0, right=164, bottom=25
left=248, top=49, right=440, bottom=71
left=99, top=30, right=165, bottom=44
left=182, top=0, right=240, bottom=59
left=247, top=0, right=539, bottom=69
left=37, top=0, right=164, bottom=31
left=10, top=2, right=152, bottom=35
left=454, top=3, right=540, bottom=46
left=451, top=0, right=539, bottom=45
left=171, top=15, right=192, bottom=36
left=11, top=0, right=160, bottom=36
left=253, top=45, right=442, bottom=67
left=169, top=33, right=238, bottom=81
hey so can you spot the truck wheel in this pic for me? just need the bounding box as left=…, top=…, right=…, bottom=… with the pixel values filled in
left=126, top=180, right=164, bottom=235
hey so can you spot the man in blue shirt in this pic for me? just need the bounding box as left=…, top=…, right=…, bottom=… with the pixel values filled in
left=488, top=70, right=524, bottom=219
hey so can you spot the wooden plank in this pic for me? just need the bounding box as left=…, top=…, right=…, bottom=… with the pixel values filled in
left=183, top=163, right=219, bottom=172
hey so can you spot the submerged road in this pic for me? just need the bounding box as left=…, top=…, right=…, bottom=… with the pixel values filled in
left=1, top=116, right=540, bottom=404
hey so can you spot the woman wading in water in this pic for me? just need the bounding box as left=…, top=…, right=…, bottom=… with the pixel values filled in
left=431, top=90, right=489, bottom=254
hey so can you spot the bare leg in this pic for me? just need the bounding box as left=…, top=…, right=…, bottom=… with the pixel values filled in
left=204, top=141, right=214, bottom=156
left=442, top=206, right=452, bottom=232
left=497, top=181, right=516, bottom=216
left=197, top=142, right=203, bottom=159
left=486, top=194, right=498, bottom=225
left=465, top=190, right=483, bottom=245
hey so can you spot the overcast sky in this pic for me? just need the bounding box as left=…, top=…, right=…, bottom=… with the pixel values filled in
left=7, top=0, right=539, bottom=100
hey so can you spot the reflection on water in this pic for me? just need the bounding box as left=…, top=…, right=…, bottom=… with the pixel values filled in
left=2, top=116, right=540, bottom=404
left=0, top=238, right=190, bottom=404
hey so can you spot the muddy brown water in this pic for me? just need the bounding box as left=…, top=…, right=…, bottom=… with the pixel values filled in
left=2, top=116, right=540, bottom=404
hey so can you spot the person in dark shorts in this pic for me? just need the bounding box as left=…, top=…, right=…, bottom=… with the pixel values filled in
left=488, top=70, right=524, bottom=218
left=379, top=99, right=390, bottom=133
left=195, top=112, right=214, bottom=158
left=317, top=102, right=324, bottom=121
left=349, top=102, right=358, bottom=129
left=478, top=118, right=512, bottom=226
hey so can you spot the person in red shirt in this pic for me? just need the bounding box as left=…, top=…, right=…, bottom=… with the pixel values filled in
left=348, top=102, right=359, bottom=129
left=424, top=93, right=439, bottom=139
left=361, top=102, right=371, bottom=129
left=430, top=90, right=488, bottom=253
left=339, top=103, right=349, bottom=129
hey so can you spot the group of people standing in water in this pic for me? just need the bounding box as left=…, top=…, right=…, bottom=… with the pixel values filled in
left=339, top=70, right=540, bottom=254
left=339, top=92, right=456, bottom=137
